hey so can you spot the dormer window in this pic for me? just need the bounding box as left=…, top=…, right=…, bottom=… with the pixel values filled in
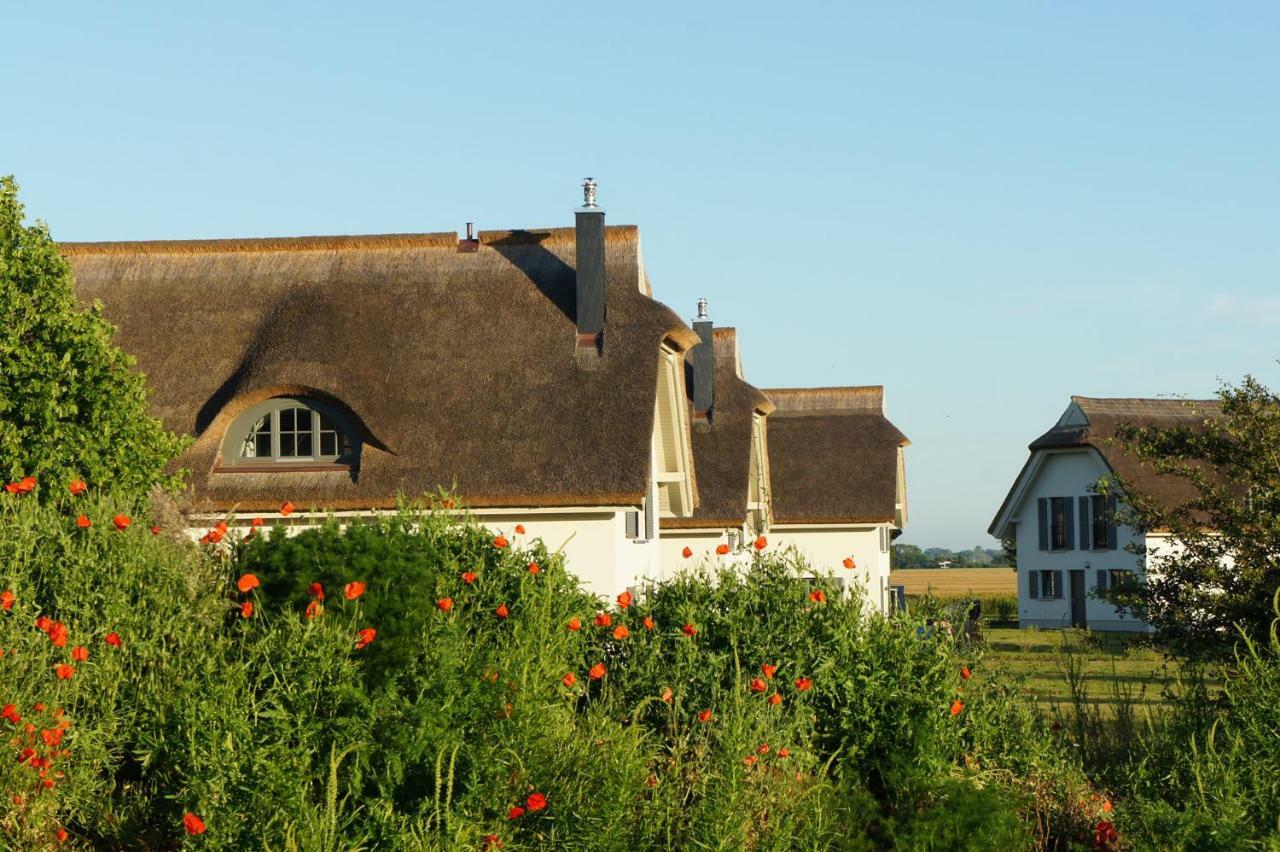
left=223, top=397, right=359, bottom=468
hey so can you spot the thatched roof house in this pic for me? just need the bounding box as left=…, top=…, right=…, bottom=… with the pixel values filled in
left=64, top=225, right=698, bottom=513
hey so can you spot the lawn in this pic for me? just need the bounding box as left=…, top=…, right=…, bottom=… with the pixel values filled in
left=977, top=627, right=1210, bottom=717
left=890, top=567, right=1017, bottom=598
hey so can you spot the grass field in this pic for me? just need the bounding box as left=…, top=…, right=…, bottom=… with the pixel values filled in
left=977, top=627, right=1211, bottom=717
left=890, top=567, right=1017, bottom=598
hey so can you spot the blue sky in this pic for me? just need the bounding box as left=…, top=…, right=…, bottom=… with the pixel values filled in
left=4, top=2, right=1277, bottom=548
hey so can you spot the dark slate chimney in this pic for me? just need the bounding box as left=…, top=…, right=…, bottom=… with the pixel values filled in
left=692, top=297, right=714, bottom=423
left=575, top=178, right=605, bottom=352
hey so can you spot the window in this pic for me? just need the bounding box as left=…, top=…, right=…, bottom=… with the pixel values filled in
left=1096, top=569, right=1134, bottom=592
left=1050, top=497, right=1068, bottom=550
left=225, top=398, right=358, bottom=467
left=1029, top=569, right=1062, bottom=599
left=1090, top=495, right=1109, bottom=549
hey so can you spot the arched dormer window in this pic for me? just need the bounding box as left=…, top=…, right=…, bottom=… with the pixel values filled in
left=223, top=397, right=359, bottom=468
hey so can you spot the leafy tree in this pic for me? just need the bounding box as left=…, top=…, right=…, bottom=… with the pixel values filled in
left=891, top=543, right=932, bottom=568
left=1100, top=376, right=1280, bottom=657
left=0, top=176, right=186, bottom=496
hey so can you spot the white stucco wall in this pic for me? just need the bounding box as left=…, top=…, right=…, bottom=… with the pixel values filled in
left=1010, top=449, right=1150, bottom=632
left=769, top=523, right=893, bottom=614
left=659, top=528, right=734, bottom=581
left=188, top=505, right=658, bottom=601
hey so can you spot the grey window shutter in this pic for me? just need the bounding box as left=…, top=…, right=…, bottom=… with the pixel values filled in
left=1037, top=498, right=1049, bottom=551
left=1054, top=570, right=1064, bottom=598
left=1078, top=497, right=1091, bottom=550
left=625, top=511, right=639, bottom=540
left=1063, top=499, right=1075, bottom=550
left=1097, top=569, right=1108, bottom=591
left=644, top=498, right=655, bottom=541
left=1028, top=571, right=1040, bottom=599
left=1106, top=494, right=1118, bottom=549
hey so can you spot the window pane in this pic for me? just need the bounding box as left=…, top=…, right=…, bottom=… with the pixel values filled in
left=242, top=415, right=269, bottom=458
left=255, top=433, right=272, bottom=458
left=295, top=409, right=312, bottom=430
left=280, top=408, right=295, bottom=431
left=320, top=413, right=334, bottom=431
left=321, top=433, right=337, bottom=457
left=280, top=434, right=296, bottom=457
left=296, top=432, right=313, bottom=457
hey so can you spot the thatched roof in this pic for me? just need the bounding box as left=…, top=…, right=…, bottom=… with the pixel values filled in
left=988, top=396, right=1223, bottom=536
left=762, top=386, right=909, bottom=525
left=63, top=226, right=699, bottom=512
left=662, top=328, right=774, bottom=530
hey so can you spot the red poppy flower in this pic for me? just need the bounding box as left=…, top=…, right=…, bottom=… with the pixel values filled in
left=809, top=589, right=826, bottom=604
left=55, top=827, right=68, bottom=842
left=682, top=546, right=693, bottom=559
left=280, top=501, right=295, bottom=517
left=112, top=514, right=131, bottom=531
left=950, top=700, right=964, bottom=717
left=743, top=755, right=758, bottom=767
left=104, top=632, right=121, bottom=647
left=753, top=535, right=767, bottom=551
left=1094, top=820, right=1118, bottom=846
left=526, top=792, right=547, bottom=812
left=778, top=748, right=791, bottom=758
left=795, top=676, right=813, bottom=691
left=842, top=557, right=855, bottom=569
left=483, top=833, right=502, bottom=850
left=1, top=704, right=19, bottom=724
left=643, top=615, right=655, bottom=630
left=750, top=677, right=767, bottom=693
left=54, top=664, right=74, bottom=680
left=761, top=663, right=777, bottom=679
left=436, top=598, right=454, bottom=612
left=612, top=625, right=629, bottom=640
left=617, top=591, right=633, bottom=609
left=17, top=747, right=36, bottom=764
left=42, top=728, right=64, bottom=747
left=344, top=581, right=366, bottom=600
left=183, top=813, right=207, bottom=835
left=661, top=687, right=673, bottom=703
left=514, top=524, right=526, bottom=535
left=461, top=571, right=477, bottom=585
left=251, top=517, right=264, bottom=527
left=309, top=582, right=325, bottom=600
left=237, top=573, right=260, bottom=593
left=355, top=628, right=376, bottom=649
left=240, top=601, right=254, bottom=618
left=715, top=543, right=730, bottom=556
left=305, top=600, right=322, bottom=620
left=36, top=614, right=51, bottom=631
left=527, top=562, right=541, bottom=575
left=561, top=672, right=577, bottom=688
left=682, top=623, right=697, bottom=637
left=149, top=525, right=161, bottom=535
left=593, top=612, right=612, bottom=628
left=495, top=603, right=510, bottom=619
left=768, top=693, right=782, bottom=705
left=757, top=743, right=770, bottom=754
left=0, top=590, right=13, bottom=611
left=960, top=666, right=972, bottom=681
left=68, top=480, right=86, bottom=495
left=214, top=521, right=228, bottom=535
left=697, top=708, right=712, bottom=723
left=492, top=535, right=509, bottom=548
left=70, top=646, right=88, bottom=662
left=507, top=806, right=524, bottom=821
left=567, top=616, right=581, bottom=631
left=75, top=515, right=91, bottom=529
left=47, top=622, right=68, bottom=648
left=17, top=476, right=35, bottom=493
left=588, top=662, right=606, bottom=680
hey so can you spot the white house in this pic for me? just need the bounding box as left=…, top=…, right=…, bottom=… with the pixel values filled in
left=64, top=183, right=702, bottom=598
left=762, top=387, right=910, bottom=614
left=989, top=396, right=1219, bottom=631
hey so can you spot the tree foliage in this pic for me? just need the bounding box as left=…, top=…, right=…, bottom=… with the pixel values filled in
left=0, top=176, right=186, bottom=496
left=1101, top=376, right=1280, bottom=657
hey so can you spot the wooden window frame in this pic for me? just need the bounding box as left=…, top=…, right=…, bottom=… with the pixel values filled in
left=220, top=397, right=359, bottom=471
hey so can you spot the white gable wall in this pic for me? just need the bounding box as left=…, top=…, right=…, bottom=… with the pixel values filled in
left=769, top=523, right=893, bottom=615
left=1011, top=449, right=1150, bottom=632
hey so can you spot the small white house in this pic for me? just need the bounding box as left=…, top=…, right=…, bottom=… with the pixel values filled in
left=989, top=396, right=1219, bottom=632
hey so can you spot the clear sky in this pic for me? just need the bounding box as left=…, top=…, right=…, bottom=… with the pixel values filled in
left=4, top=2, right=1277, bottom=548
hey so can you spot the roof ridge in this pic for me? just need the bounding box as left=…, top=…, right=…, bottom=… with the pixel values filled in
left=764, top=386, right=884, bottom=416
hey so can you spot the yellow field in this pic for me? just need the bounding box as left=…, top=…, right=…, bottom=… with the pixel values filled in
left=889, top=567, right=1017, bottom=598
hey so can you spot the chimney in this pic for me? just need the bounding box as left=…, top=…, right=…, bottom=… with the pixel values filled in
left=692, top=297, right=714, bottom=423
left=575, top=178, right=605, bottom=353
left=457, top=221, right=479, bottom=253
